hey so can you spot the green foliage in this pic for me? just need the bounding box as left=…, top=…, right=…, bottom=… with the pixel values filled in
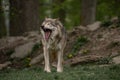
left=51, top=0, right=120, bottom=29
left=22, top=57, right=31, bottom=67
left=101, top=16, right=120, bottom=28
left=0, top=6, right=6, bottom=38
left=1, top=0, right=120, bottom=36
left=40, top=0, right=81, bottom=29
left=81, top=49, right=90, bottom=55
left=97, top=0, right=120, bottom=21
left=101, top=20, right=112, bottom=27
left=67, top=36, right=89, bottom=58
left=68, top=36, right=89, bottom=57
left=31, top=43, right=42, bottom=54
left=62, top=0, right=81, bottom=29
left=97, top=57, right=111, bottom=64
left=67, top=54, right=73, bottom=58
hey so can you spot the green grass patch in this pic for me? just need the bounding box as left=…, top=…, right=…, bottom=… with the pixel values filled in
left=0, top=64, right=120, bottom=80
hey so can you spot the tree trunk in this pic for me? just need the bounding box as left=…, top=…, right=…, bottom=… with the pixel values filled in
left=81, top=0, right=97, bottom=26
left=10, top=0, right=40, bottom=36
left=0, top=0, right=6, bottom=38
left=53, top=0, right=66, bottom=24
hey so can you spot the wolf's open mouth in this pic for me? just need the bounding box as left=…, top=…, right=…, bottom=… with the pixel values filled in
left=43, top=28, right=52, bottom=40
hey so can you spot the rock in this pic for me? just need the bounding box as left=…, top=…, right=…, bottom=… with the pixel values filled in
left=112, top=56, right=120, bottom=64
left=87, top=21, right=101, bottom=31
left=11, top=42, right=35, bottom=59
left=77, top=25, right=87, bottom=30
left=9, top=31, right=41, bottom=59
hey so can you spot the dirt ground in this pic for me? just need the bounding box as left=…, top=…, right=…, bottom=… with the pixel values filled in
left=66, top=26, right=120, bottom=57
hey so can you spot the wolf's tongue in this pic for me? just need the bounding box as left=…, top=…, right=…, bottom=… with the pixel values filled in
left=45, top=32, right=51, bottom=40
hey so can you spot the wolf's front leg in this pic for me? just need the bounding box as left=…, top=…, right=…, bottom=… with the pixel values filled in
left=43, top=46, right=51, bottom=72
left=57, top=49, right=63, bottom=72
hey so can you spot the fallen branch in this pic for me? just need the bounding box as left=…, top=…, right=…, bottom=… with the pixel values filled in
left=65, top=55, right=104, bottom=66
left=0, top=61, right=11, bottom=70
left=30, top=54, right=44, bottom=65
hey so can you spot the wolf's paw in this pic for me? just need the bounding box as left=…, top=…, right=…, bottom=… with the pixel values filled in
left=44, top=68, right=51, bottom=73
left=57, top=68, right=63, bottom=72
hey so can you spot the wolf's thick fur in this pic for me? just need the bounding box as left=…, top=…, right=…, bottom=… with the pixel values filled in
left=40, top=18, right=66, bottom=72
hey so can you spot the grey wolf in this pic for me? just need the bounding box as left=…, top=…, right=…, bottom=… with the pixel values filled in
left=40, top=18, right=66, bottom=72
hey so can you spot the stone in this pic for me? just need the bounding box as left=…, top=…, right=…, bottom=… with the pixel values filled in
left=87, top=21, right=101, bottom=31
left=112, top=56, right=120, bottom=64
left=10, top=42, right=35, bottom=59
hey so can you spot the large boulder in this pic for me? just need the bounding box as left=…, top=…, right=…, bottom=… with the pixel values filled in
left=10, top=31, right=41, bottom=59
left=10, top=42, right=35, bottom=58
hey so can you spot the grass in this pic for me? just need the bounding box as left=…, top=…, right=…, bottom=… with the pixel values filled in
left=0, top=64, right=120, bottom=80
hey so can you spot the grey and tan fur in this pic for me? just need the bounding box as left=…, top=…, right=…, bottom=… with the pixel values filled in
left=40, top=18, right=67, bottom=72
